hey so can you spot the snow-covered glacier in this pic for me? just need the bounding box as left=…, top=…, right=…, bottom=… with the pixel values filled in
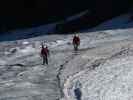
left=0, top=14, right=133, bottom=100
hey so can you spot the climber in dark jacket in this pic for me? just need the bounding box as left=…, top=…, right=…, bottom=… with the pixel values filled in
left=74, top=87, right=82, bottom=100
left=74, top=81, right=82, bottom=100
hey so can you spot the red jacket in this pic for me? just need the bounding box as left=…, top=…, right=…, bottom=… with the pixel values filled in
left=41, top=47, right=49, bottom=56
left=73, top=36, right=80, bottom=45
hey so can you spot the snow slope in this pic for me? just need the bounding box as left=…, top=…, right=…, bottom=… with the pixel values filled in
left=0, top=14, right=133, bottom=100
left=62, top=14, right=133, bottom=100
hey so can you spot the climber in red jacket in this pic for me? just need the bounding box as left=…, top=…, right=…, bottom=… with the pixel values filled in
left=73, top=34, right=80, bottom=51
left=41, top=44, right=49, bottom=65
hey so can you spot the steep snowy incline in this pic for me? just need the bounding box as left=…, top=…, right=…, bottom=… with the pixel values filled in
left=0, top=26, right=133, bottom=100
left=0, top=14, right=133, bottom=100
left=0, top=39, right=76, bottom=100
left=0, top=28, right=125, bottom=100
left=0, top=33, right=97, bottom=100
left=61, top=14, right=133, bottom=100
left=63, top=40, right=133, bottom=100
